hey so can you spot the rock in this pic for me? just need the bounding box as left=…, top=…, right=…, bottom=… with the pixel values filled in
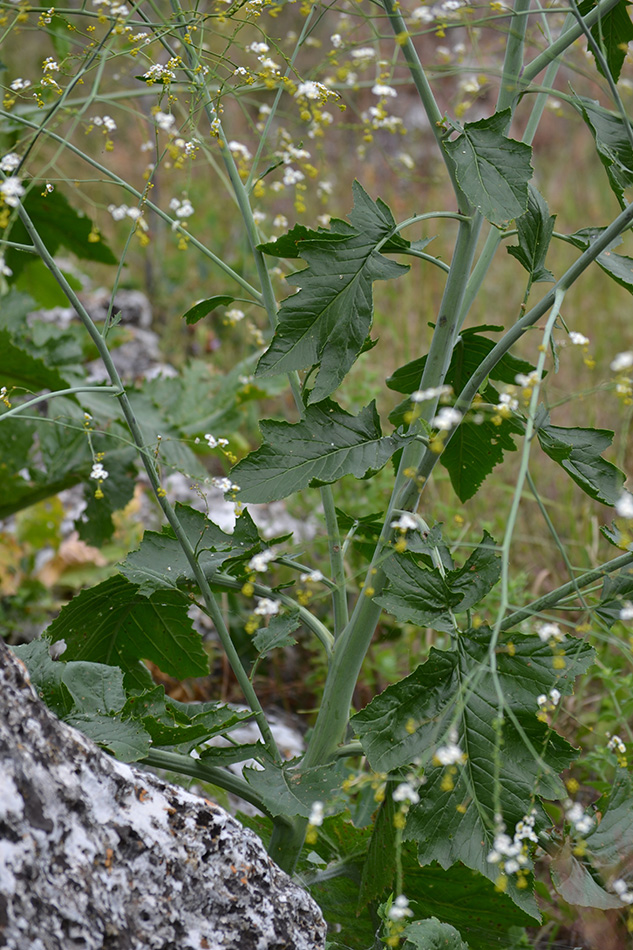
left=0, top=638, right=326, bottom=950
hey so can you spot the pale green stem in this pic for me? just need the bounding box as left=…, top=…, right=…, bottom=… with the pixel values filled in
left=16, top=200, right=282, bottom=765
left=522, top=0, right=622, bottom=82
left=140, top=749, right=284, bottom=821
left=501, top=551, right=633, bottom=630
left=320, top=486, right=348, bottom=637
left=0, top=386, right=120, bottom=421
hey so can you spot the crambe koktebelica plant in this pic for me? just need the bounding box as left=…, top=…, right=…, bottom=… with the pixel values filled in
left=3, top=0, right=633, bottom=944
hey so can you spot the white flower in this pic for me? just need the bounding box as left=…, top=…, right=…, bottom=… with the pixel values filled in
left=91, top=115, right=116, bottom=132
left=309, top=800, right=324, bottom=826
left=351, top=47, right=376, bottom=60
left=497, top=392, right=519, bottom=412
left=273, top=215, right=288, bottom=230
left=253, top=210, right=267, bottom=225
left=393, top=782, right=420, bottom=804
left=204, top=433, right=228, bottom=449
left=411, top=6, right=435, bottom=22
left=616, top=492, right=633, bottom=519
left=431, top=407, right=462, bottom=430
left=620, top=601, right=633, bottom=621
left=0, top=178, right=25, bottom=207
left=330, top=33, right=342, bottom=48
left=248, top=41, right=269, bottom=54
left=228, top=141, right=252, bottom=161
left=372, top=83, right=397, bottom=98
left=42, top=57, right=59, bottom=72
left=90, top=462, right=109, bottom=480
left=248, top=550, right=276, bottom=573
left=155, top=111, right=176, bottom=131
left=254, top=597, right=280, bottom=617
left=611, top=351, right=633, bottom=373
left=549, top=688, right=561, bottom=705
left=143, top=62, right=177, bottom=82
left=612, top=879, right=633, bottom=903
left=410, top=385, right=452, bottom=403
left=388, top=895, right=413, bottom=921
left=537, top=694, right=547, bottom=707
left=283, top=167, right=304, bottom=187
left=459, top=76, right=480, bottom=95
left=565, top=800, right=594, bottom=835
left=569, top=331, right=589, bottom=346
left=390, top=513, right=418, bottom=531
left=212, top=476, right=240, bottom=493
left=169, top=197, right=194, bottom=218
left=299, top=570, right=324, bottom=583
left=515, top=371, right=539, bottom=388
left=10, top=78, right=31, bottom=91
left=608, top=734, right=626, bottom=754
left=295, top=80, right=330, bottom=100
left=536, top=621, right=563, bottom=643
left=225, top=308, right=245, bottom=324
left=0, top=152, right=21, bottom=172
left=434, top=729, right=465, bottom=766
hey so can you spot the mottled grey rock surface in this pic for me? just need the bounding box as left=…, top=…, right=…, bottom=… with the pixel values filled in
left=0, top=638, right=326, bottom=950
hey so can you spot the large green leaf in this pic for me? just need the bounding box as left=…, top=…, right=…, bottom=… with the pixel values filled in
left=506, top=185, right=555, bottom=282
left=45, top=574, right=209, bottom=683
left=5, top=186, right=117, bottom=279
left=352, top=630, right=594, bottom=912
left=536, top=414, right=625, bottom=506
left=231, top=398, right=406, bottom=503
left=586, top=768, right=633, bottom=873
left=0, top=329, right=70, bottom=391
left=443, top=111, right=533, bottom=227
left=120, top=503, right=261, bottom=595
left=549, top=840, right=623, bottom=909
left=572, top=96, right=633, bottom=206
left=568, top=227, right=633, bottom=293
left=243, top=759, right=348, bottom=819
left=12, top=641, right=151, bottom=761
left=387, top=326, right=531, bottom=501
left=255, top=181, right=409, bottom=403
left=124, top=687, right=253, bottom=750
left=403, top=918, right=468, bottom=950
left=578, top=0, right=633, bottom=83
left=377, top=532, right=501, bottom=632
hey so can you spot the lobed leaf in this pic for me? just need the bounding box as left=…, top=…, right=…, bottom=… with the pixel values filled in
left=506, top=185, right=556, bottom=282
left=443, top=111, right=533, bottom=227
left=243, top=759, right=348, bottom=819
left=255, top=181, right=409, bottom=403
left=536, top=414, right=625, bottom=506
left=572, top=96, right=633, bottom=207
left=577, top=0, right=633, bottom=83
left=231, top=398, right=406, bottom=504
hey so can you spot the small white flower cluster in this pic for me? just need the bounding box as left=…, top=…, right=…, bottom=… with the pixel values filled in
left=565, top=800, right=594, bottom=836
left=0, top=152, right=21, bottom=173
left=299, top=570, right=323, bottom=583
left=568, top=331, right=589, bottom=346
left=616, top=492, right=633, bottom=519
left=169, top=197, right=194, bottom=219
left=536, top=621, right=564, bottom=643
left=611, top=351, right=633, bottom=373
left=393, top=782, right=420, bottom=805
left=228, top=140, right=252, bottom=162
left=537, top=687, right=561, bottom=708
left=283, top=167, right=304, bottom=187
left=43, top=56, right=59, bottom=73
left=91, top=115, right=117, bottom=132
left=433, top=728, right=465, bottom=766
left=372, top=83, right=397, bottom=98
left=410, top=385, right=452, bottom=403
left=390, top=513, right=418, bottom=532
left=607, top=734, right=627, bottom=754
left=496, top=392, right=518, bottom=413
left=0, top=178, right=25, bottom=207
left=254, top=597, right=280, bottom=617
left=212, top=476, right=240, bottom=493
left=612, top=878, right=633, bottom=904
left=155, top=111, right=176, bottom=132
left=90, top=462, right=109, bottom=481
left=620, top=601, right=633, bottom=621
left=350, top=47, right=377, bottom=61
left=10, top=78, right=31, bottom=91
left=295, top=80, right=337, bottom=103
left=248, top=549, right=276, bottom=573
left=431, top=407, right=462, bottom=431
left=309, top=800, right=324, bottom=826
left=143, top=61, right=177, bottom=83
left=515, top=370, right=539, bottom=389
left=388, top=895, right=413, bottom=921
left=108, top=204, right=143, bottom=222
left=487, top=811, right=538, bottom=874
left=204, top=433, right=228, bottom=449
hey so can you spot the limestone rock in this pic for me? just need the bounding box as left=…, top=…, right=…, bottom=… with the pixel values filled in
left=0, top=638, right=326, bottom=950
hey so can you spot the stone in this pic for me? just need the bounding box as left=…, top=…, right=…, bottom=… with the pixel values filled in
left=0, top=638, right=326, bottom=950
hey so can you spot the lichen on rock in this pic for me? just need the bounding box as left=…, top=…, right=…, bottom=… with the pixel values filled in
left=0, top=638, right=326, bottom=950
